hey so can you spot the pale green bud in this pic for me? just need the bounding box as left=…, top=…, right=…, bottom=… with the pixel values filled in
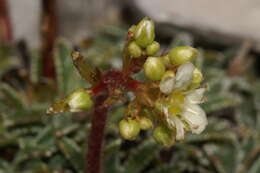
left=161, top=70, right=175, bottom=81
left=134, top=18, right=155, bottom=48
left=160, top=54, right=171, bottom=67
left=144, top=57, right=165, bottom=81
left=189, top=67, right=203, bottom=89
left=153, top=126, right=175, bottom=147
left=139, top=116, right=153, bottom=130
left=146, top=41, right=160, bottom=55
left=169, top=46, right=198, bottom=66
left=67, top=88, right=93, bottom=112
left=128, top=41, right=142, bottom=58
left=128, top=25, right=137, bottom=33
left=119, top=118, right=140, bottom=140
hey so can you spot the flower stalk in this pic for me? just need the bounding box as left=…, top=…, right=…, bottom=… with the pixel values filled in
left=86, top=94, right=109, bottom=173
left=0, top=0, right=12, bottom=43
left=41, top=0, right=58, bottom=79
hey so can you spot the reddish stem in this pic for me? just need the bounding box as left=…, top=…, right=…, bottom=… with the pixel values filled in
left=41, top=0, right=58, bottom=79
left=0, top=0, right=12, bottom=43
left=85, top=68, right=143, bottom=173
left=86, top=93, right=109, bottom=173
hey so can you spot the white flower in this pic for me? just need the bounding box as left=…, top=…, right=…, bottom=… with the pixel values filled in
left=163, top=88, right=207, bottom=140
left=159, top=62, right=194, bottom=94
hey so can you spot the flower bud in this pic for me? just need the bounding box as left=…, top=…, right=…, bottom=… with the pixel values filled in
left=153, top=126, right=174, bottom=147
left=159, top=70, right=175, bottom=94
left=189, top=67, right=203, bottom=89
left=161, top=70, right=175, bottom=81
left=146, top=41, right=160, bottom=55
left=128, top=41, right=142, bottom=58
left=128, top=25, right=137, bottom=33
left=119, top=118, right=140, bottom=140
left=139, top=116, right=153, bottom=130
left=160, top=54, right=171, bottom=67
left=144, top=57, right=165, bottom=81
left=67, top=88, right=93, bottom=112
left=169, top=46, right=198, bottom=66
left=134, top=18, right=155, bottom=48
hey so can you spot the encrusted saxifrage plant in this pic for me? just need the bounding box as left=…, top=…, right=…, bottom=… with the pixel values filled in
left=47, top=18, right=208, bottom=173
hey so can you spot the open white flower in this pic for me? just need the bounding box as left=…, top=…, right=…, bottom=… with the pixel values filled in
left=162, top=88, right=207, bottom=140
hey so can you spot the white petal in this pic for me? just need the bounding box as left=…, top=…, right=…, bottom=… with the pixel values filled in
left=159, top=77, right=175, bottom=94
left=181, top=104, right=207, bottom=134
left=185, top=88, right=206, bottom=104
left=163, top=106, right=174, bottom=128
left=174, top=62, right=195, bottom=89
left=163, top=107, right=185, bottom=140
left=172, top=116, right=185, bottom=140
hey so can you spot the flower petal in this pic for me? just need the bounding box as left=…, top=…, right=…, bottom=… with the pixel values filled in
left=185, top=88, right=206, bottom=104
left=181, top=104, right=207, bottom=134
left=172, top=116, right=185, bottom=140
left=174, top=62, right=195, bottom=89
left=159, top=76, right=175, bottom=94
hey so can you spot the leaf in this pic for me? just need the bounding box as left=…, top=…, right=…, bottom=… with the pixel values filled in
left=123, top=139, right=159, bottom=173
left=54, top=39, right=74, bottom=96
left=30, top=51, right=41, bottom=84
left=58, top=137, right=84, bottom=171
left=71, top=51, right=101, bottom=85
left=201, top=93, right=239, bottom=113
left=104, top=139, right=123, bottom=173
left=0, top=83, right=25, bottom=110
left=249, top=156, right=260, bottom=173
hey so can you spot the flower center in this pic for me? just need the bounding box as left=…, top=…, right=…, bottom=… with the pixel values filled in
left=169, top=91, right=185, bottom=104
left=168, top=104, right=182, bottom=116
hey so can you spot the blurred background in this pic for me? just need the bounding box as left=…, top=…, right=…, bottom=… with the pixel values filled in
left=0, top=0, right=260, bottom=173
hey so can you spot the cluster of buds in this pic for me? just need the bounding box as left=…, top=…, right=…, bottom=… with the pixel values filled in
left=119, top=18, right=208, bottom=147
left=47, top=18, right=208, bottom=148
left=127, top=18, right=160, bottom=58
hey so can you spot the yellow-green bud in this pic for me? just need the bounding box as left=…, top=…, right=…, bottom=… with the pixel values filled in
left=144, top=57, right=165, bottom=81
left=139, top=116, right=153, bottom=130
left=169, top=46, right=198, bottom=66
left=134, top=18, right=155, bottom=48
left=119, top=118, right=140, bottom=140
left=67, top=88, right=93, bottom=112
left=146, top=41, right=160, bottom=55
left=128, top=25, right=137, bottom=33
left=161, top=70, right=175, bottom=81
left=160, top=54, right=171, bottom=67
left=153, top=126, right=174, bottom=147
left=189, top=67, right=203, bottom=89
left=128, top=41, right=142, bottom=58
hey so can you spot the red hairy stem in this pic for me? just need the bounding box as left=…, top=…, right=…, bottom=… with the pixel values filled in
left=41, top=0, right=58, bottom=79
left=90, top=70, right=143, bottom=95
left=86, top=69, right=143, bottom=173
left=86, top=93, right=109, bottom=173
left=0, top=0, right=12, bottom=43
